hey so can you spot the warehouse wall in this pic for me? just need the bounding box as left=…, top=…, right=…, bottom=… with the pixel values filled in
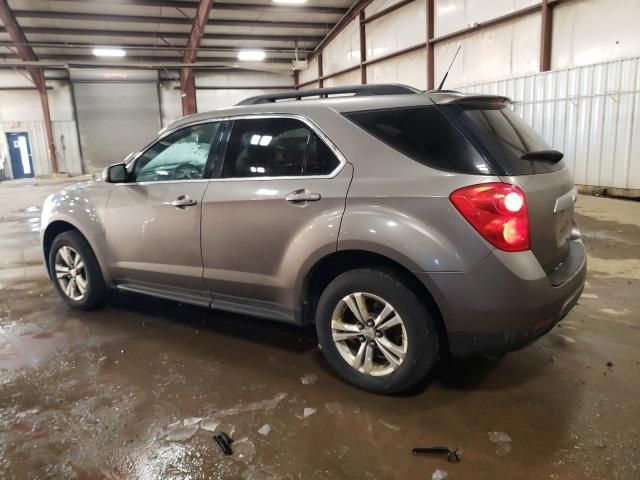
left=0, top=69, right=293, bottom=178
left=0, top=71, right=83, bottom=178
left=297, top=0, right=640, bottom=192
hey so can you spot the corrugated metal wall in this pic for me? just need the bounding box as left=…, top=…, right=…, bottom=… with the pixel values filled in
left=0, top=120, right=83, bottom=177
left=458, top=56, right=640, bottom=190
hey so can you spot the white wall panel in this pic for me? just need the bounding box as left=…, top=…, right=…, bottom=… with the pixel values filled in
left=196, top=71, right=293, bottom=88
left=324, top=69, right=361, bottom=88
left=366, top=0, right=406, bottom=17
left=552, top=0, right=640, bottom=70
left=159, top=80, right=182, bottom=127
left=197, top=89, right=290, bottom=111
left=435, top=12, right=540, bottom=87
left=435, top=0, right=539, bottom=37
left=299, top=82, right=320, bottom=90
left=366, top=1, right=427, bottom=61
left=299, top=57, right=319, bottom=84
left=459, top=57, right=640, bottom=190
left=366, top=49, right=427, bottom=89
left=323, top=18, right=360, bottom=75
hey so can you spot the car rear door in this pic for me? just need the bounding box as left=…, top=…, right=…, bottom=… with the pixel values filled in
left=200, top=115, right=352, bottom=321
left=105, top=121, right=224, bottom=305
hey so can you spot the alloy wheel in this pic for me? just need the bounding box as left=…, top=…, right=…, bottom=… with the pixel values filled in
left=331, top=292, right=408, bottom=377
left=54, top=246, right=87, bottom=301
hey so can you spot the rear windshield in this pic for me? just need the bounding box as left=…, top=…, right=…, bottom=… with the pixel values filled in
left=442, top=105, right=565, bottom=175
left=344, top=106, right=494, bottom=175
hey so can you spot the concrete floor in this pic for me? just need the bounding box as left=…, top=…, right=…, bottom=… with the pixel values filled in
left=0, top=177, right=638, bottom=480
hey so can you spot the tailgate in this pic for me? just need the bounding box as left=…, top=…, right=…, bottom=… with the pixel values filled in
left=503, top=169, right=577, bottom=272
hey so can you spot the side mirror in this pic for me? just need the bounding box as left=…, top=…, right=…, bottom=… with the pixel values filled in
left=103, top=163, right=128, bottom=183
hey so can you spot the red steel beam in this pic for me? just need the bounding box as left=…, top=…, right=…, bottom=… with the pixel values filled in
left=181, top=0, right=215, bottom=116
left=318, top=53, right=324, bottom=88
left=426, top=0, right=434, bottom=89
left=0, top=0, right=57, bottom=174
left=540, top=0, right=552, bottom=71
left=359, top=10, right=367, bottom=84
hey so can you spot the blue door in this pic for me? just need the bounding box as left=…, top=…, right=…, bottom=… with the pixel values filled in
left=6, top=132, right=34, bottom=179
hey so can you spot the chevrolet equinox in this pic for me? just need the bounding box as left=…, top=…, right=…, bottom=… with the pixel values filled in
left=41, top=84, right=587, bottom=394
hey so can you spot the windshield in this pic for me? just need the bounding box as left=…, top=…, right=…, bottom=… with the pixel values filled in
left=442, top=105, right=565, bottom=175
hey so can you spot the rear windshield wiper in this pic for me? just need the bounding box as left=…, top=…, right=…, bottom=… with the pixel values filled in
left=520, top=149, right=564, bottom=163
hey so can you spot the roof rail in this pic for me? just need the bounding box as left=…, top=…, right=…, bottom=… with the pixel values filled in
left=236, top=84, right=421, bottom=106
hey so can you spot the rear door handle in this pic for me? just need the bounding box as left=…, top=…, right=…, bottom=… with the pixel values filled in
left=285, top=190, right=321, bottom=203
left=170, top=195, right=197, bottom=208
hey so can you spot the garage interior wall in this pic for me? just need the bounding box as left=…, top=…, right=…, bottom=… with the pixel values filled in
left=0, top=69, right=293, bottom=177
left=298, top=0, right=640, bottom=192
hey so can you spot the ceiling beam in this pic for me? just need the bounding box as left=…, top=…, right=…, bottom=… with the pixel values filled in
left=38, top=0, right=348, bottom=15
left=0, top=0, right=57, bottom=173
left=13, top=10, right=333, bottom=30
left=0, top=41, right=312, bottom=55
left=27, top=53, right=292, bottom=64
left=0, top=26, right=324, bottom=42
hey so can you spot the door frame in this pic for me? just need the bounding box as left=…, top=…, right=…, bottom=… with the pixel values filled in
left=6, top=132, right=35, bottom=179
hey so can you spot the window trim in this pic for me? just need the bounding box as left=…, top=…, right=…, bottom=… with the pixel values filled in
left=117, top=114, right=347, bottom=186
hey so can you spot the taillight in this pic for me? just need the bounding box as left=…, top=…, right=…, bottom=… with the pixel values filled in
left=450, top=183, right=530, bottom=252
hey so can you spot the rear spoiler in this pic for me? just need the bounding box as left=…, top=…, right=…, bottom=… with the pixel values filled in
left=427, top=92, right=512, bottom=108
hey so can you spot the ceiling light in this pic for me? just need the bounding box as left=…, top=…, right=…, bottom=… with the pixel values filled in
left=237, top=50, right=266, bottom=61
left=93, top=47, right=126, bottom=57
left=273, top=0, right=307, bottom=4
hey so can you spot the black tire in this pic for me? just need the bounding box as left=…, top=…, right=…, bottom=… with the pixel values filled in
left=316, top=268, right=440, bottom=394
left=48, top=230, right=109, bottom=310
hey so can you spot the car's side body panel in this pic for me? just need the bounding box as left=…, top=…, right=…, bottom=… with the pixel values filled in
left=201, top=164, right=353, bottom=323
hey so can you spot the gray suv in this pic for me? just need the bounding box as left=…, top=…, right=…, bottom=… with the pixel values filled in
left=41, top=84, right=587, bottom=394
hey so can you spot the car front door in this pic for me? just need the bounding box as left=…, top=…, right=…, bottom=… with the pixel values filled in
left=105, top=121, right=223, bottom=306
left=200, top=115, right=353, bottom=321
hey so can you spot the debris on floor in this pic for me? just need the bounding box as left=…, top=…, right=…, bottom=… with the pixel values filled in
left=300, top=373, right=318, bottom=385
left=200, top=418, right=221, bottom=432
left=213, top=431, right=234, bottom=455
left=325, top=402, right=344, bottom=416
left=379, top=419, right=401, bottom=431
left=233, top=438, right=256, bottom=459
left=412, top=447, right=461, bottom=463
left=432, top=469, right=448, bottom=480
left=488, top=431, right=512, bottom=456
left=165, top=424, right=199, bottom=442
left=303, top=408, right=317, bottom=418
left=258, top=424, right=271, bottom=436
left=183, top=417, right=203, bottom=427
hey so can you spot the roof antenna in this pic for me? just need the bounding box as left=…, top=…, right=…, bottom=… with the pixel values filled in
left=437, top=44, right=462, bottom=91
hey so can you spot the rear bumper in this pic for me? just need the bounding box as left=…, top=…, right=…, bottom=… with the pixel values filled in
left=420, top=240, right=587, bottom=356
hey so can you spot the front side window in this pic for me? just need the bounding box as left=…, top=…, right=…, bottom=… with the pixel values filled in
left=221, top=117, right=340, bottom=178
left=133, top=122, right=221, bottom=182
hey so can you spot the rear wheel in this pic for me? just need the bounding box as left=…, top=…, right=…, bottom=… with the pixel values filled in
left=316, top=268, right=440, bottom=394
left=49, top=231, right=109, bottom=310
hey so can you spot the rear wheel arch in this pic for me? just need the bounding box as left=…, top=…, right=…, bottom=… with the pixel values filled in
left=300, top=249, right=449, bottom=351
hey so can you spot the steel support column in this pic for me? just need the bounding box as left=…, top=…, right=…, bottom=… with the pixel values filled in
left=181, top=0, right=214, bottom=116
left=540, top=0, right=552, bottom=72
left=426, top=0, right=435, bottom=89
left=359, top=10, right=367, bottom=84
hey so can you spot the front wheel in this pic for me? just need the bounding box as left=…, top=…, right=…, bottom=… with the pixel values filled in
left=49, top=231, right=109, bottom=310
left=316, top=268, right=440, bottom=394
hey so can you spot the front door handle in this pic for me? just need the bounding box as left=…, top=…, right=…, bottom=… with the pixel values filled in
left=170, top=195, right=197, bottom=208
left=285, top=190, right=321, bottom=203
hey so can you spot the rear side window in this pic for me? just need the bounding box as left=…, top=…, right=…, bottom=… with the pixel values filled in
left=222, top=117, right=340, bottom=178
left=344, top=106, right=493, bottom=175
left=443, top=105, right=565, bottom=175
